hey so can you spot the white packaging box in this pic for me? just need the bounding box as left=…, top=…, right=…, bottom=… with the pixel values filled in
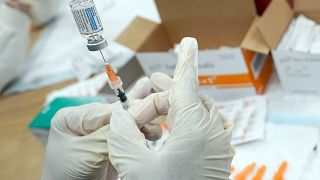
left=272, top=51, right=320, bottom=94
left=258, top=0, right=320, bottom=93
left=137, top=48, right=268, bottom=101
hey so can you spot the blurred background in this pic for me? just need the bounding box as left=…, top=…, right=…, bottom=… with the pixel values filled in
left=1, top=0, right=320, bottom=179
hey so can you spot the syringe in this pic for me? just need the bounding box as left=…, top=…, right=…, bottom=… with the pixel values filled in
left=99, top=49, right=129, bottom=109
left=68, top=0, right=130, bottom=109
left=104, top=63, right=130, bottom=109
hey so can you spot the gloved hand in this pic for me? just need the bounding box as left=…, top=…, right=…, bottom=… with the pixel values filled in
left=41, top=76, right=167, bottom=180
left=30, top=0, right=61, bottom=27
left=0, top=0, right=60, bottom=91
left=5, top=0, right=60, bottom=27
left=0, top=2, right=30, bottom=91
left=108, top=37, right=235, bottom=180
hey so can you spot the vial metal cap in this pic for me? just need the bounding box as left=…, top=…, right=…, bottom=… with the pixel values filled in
left=86, top=38, right=108, bottom=51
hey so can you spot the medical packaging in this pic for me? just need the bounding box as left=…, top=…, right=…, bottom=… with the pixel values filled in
left=115, top=0, right=274, bottom=101
left=310, top=26, right=320, bottom=54
left=257, top=0, right=320, bottom=94
left=29, top=96, right=103, bottom=144
left=216, top=96, right=267, bottom=145
left=277, top=15, right=317, bottom=53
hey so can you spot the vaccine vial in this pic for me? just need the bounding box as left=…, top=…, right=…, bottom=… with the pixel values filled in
left=69, top=0, right=108, bottom=51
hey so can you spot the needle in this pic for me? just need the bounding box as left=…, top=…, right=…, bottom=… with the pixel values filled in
left=99, top=50, right=107, bottom=63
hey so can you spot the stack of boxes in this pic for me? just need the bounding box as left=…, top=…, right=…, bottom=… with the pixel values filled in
left=117, top=0, right=274, bottom=101
left=259, top=0, right=320, bottom=93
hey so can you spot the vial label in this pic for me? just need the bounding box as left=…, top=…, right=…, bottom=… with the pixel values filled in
left=72, top=5, right=103, bottom=35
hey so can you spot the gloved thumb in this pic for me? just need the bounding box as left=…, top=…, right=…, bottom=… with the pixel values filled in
left=108, top=109, right=151, bottom=171
left=109, top=109, right=147, bottom=148
left=51, top=103, right=113, bottom=136
left=170, top=37, right=199, bottom=108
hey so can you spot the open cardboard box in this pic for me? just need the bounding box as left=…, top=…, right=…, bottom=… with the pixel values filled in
left=258, top=0, right=320, bottom=94
left=117, top=0, right=274, bottom=101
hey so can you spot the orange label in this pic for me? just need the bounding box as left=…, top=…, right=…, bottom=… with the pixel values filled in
left=199, top=74, right=252, bottom=87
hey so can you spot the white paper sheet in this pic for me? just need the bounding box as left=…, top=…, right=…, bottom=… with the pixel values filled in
left=277, top=15, right=320, bottom=54
left=232, top=123, right=320, bottom=180
left=266, top=72, right=320, bottom=125
left=218, top=96, right=267, bottom=145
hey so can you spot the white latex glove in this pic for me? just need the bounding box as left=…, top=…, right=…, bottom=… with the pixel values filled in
left=41, top=76, right=167, bottom=180
left=30, top=0, right=61, bottom=27
left=108, top=37, right=235, bottom=180
left=5, top=0, right=61, bottom=27
left=0, top=3, right=30, bottom=91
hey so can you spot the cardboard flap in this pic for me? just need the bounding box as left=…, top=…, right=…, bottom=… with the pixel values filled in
left=257, top=0, right=294, bottom=49
left=294, top=0, right=320, bottom=23
left=295, top=0, right=320, bottom=11
left=116, top=17, right=171, bottom=51
left=155, top=0, right=257, bottom=49
left=241, top=17, right=270, bottom=54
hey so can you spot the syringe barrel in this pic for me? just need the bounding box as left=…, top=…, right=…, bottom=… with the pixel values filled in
left=69, top=0, right=107, bottom=51
left=113, top=88, right=129, bottom=110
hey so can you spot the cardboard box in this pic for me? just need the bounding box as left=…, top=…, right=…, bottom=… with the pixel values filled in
left=258, top=0, right=320, bottom=94
left=255, top=0, right=294, bottom=15
left=255, top=0, right=272, bottom=15
left=116, top=0, right=273, bottom=101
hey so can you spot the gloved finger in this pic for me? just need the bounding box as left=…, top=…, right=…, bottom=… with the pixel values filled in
left=166, top=37, right=201, bottom=130
left=108, top=110, right=152, bottom=171
left=219, top=113, right=233, bottom=130
left=129, top=73, right=173, bottom=99
left=128, top=91, right=169, bottom=129
left=79, top=127, right=110, bottom=179
left=150, top=70, right=215, bottom=134
left=128, top=75, right=172, bottom=141
left=140, top=124, right=162, bottom=141
left=140, top=116, right=166, bottom=141
left=30, top=0, right=61, bottom=27
left=127, top=76, right=152, bottom=100
left=173, top=37, right=199, bottom=94
left=139, top=92, right=213, bottom=141
left=44, top=125, right=110, bottom=180
left=150, top=72, right=214, bottom=111
left=200, top=94, right=231, bottom=132
left=127, top=76, right=165, bottom=141
left=150, top=72, right=172, bottom=92
left=106, top=162, right=118, bottom=180
left=52, top=103, right=115, bottom=136
left=170, top=37, right=200, bottom=110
